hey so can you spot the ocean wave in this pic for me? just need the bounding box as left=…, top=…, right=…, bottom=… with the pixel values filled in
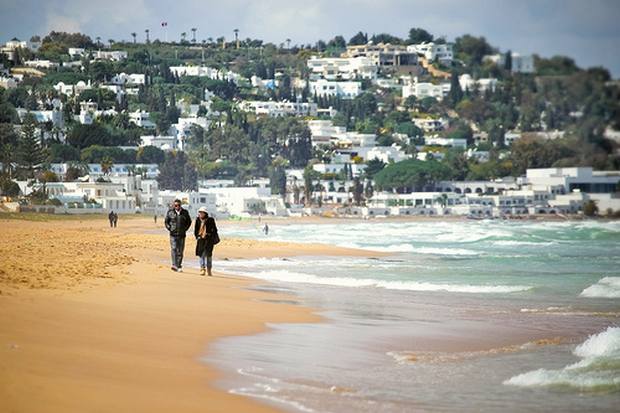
left=493, top=240, right=556, bottom=247
left=243, top=270, right=531, bottom=293
left=504, top=326, right=620, bottom=392
left=414, top=247, right=480, bottom=256
left=580, top=277, right=620, bottom=298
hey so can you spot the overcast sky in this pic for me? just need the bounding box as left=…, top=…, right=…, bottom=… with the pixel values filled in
left=2, top=0, right=619, bottom=77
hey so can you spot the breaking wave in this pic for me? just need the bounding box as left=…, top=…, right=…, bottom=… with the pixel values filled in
left=580, top=277, right=620, bottom=298
left=504, top=326, right=620, bottom=392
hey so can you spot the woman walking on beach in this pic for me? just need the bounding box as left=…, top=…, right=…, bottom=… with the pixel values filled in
left=195, top=207, right=219, bottom=276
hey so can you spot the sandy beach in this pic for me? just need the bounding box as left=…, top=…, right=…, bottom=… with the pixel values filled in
left=0, top=214, right=377, bottom=413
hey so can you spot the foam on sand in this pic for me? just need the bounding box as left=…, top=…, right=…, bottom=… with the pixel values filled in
left=504, top=326, right=620, bottom=392
left=580, top=277, right=620, bottom=298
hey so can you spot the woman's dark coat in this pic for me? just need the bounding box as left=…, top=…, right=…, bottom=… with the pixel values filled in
left=195, top=216, right=218, bottom=256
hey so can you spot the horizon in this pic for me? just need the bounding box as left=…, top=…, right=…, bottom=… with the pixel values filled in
left=1, top=0, right=620, bottom=78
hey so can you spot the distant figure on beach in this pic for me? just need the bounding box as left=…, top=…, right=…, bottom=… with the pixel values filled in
left=153, top=214, right=157, bottom=224
left=112, top=212, right=118, bottom=228
left=108, top=211, right=115, bottom=227
left=194, top=207, right=219, bottom=276
left=263, top=224, right=269, bottom=235
left=165, top=199, right=191, bottom=272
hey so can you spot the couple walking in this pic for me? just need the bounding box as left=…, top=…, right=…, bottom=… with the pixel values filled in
left=165, top=199, right=219, bottom=276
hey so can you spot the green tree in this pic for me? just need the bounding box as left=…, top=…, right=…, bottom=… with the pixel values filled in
left=136, top=146, right=166, bottom=164
left=364, top=158, right=386, bottom=179
left=374, top=159, right=451, bottom=192
left=448, top=72, right=464, bottom=107
left=583, top=200, right=598, bottom=217
left=407, top=28, right=434, bottom=45
left=17, top=113, right=46, bottom=179
left=348, top=31, right=368, bottom=46
left=157, top=151, right=198, bottom=191
left=0, top=123, right=19, bottom=177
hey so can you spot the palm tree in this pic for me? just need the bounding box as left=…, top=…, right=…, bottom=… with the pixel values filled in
left=131, top=32, right=137, bottom=44
left=108, top=39, right=114, bottom=48
left=181, top=32, right=187, bottom=43
left=286, top=38, right=291, bottom=49
left=191, top=28, right=197, bottom=43
left=100, top=156, right=114, bottom=177
left=95, top=36, right=101, bottom=48
left=234, top=28, right=239, bottom=49
left=145, top=29, right=150, bottom=44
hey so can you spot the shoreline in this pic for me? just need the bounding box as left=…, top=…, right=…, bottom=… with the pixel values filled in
left=0, top=216, right=380, bottom=413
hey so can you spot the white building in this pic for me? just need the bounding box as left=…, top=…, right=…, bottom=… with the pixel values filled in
left=140, top=135, right=179, bottom=151
left=307, top=56, right=377, bottom=81
left=425, top=137, right=467, bottom=149
left=169, top=65, right=241, bottom=83
left=458, top=74, right=498, bottom=93
left=0, top=76, right=17, bottom=89
left=407, top=42, right=454, bottom=64
left=307, top=120, right=347, bottom=146
left=332, top=132, right=376, bottom=148
left=504, top=131, right=522, bottom=146
left=239, top=101, right=318, bottom=117
left=16, top=108, right=64, bottom=127
left=342, top=43, right=420, bottom=68
left=23, top=60, right=59, bottom=69
left=413, top=117, right=448, bottom=133
left=53, top=80, right=91, bottom=96
left=402, top=78, right=450, bottom=101
left=68, top=48, right=86, bottom=57
left=49, top=163, right=160, bottom=180
left=525, top=167, right=620, bottom=195
left=309, top=79, right=362, bottom=99
left=484, top=52, right=535, bottom=74
left=110, top=73, right=146, bottom=85
left=93, top=50, right=128, bottom=61
left=129, top=110, right=156, bottom=129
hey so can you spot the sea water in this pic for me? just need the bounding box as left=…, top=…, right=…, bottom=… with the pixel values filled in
left=206, top=220, right=620, bottom=412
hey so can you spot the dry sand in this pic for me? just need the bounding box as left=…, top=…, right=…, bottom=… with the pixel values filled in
left=0, top=215, right=379, bottom=413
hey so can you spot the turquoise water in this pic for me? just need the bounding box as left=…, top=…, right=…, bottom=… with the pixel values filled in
left=208, top=220, right=620, bottom=412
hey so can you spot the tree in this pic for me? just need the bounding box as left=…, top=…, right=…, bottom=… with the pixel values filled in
left=454, top=34, right=494, bottom=65
left=448, top=72, right=464, bottom=107
left=504, top=50, right=512, bottom=71
left=374, top=159, right=452, bottom=192
left=17, top=113, right=46, bottom=179
left=100, top=156, right=114, bottom=176
left=49, top=143, right=80, bottom=162
left=136, top=145, right=166, bottom=164
left=131, top=32, right=137, bottom=44
left=583, top=200, right=598, bottom=217
left=157, top=151, right=198, bottom=191
left=407, top=28, right=434, bottom=45
left=0, top=123, right=19, bottom=177
left=303, top=166, right=320, bottom=206
left=364, top=158, right=386, bottom=178
left=348, top=31, right=368, bottom=46
left=352, top=177, right=364, bottom=206
left=269, top=163, right=287, bottom=200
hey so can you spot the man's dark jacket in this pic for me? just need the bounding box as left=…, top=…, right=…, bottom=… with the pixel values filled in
left=165, top=208, right=192, bottom=237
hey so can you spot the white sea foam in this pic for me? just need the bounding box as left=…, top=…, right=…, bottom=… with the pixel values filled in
left=504, top=327, right=620, bottom=392
left=242, top=270, right=531, bottom=293
left=413, top=247, right=480, bottom=256
left=580, top=277, right=620, bottom=298
left=494, top=240, right=556, bottom=247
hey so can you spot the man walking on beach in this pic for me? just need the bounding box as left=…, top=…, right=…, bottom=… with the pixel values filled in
left=165, top=199, right=191, bottom=272
left=108, top=211, right=115, bottom=227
